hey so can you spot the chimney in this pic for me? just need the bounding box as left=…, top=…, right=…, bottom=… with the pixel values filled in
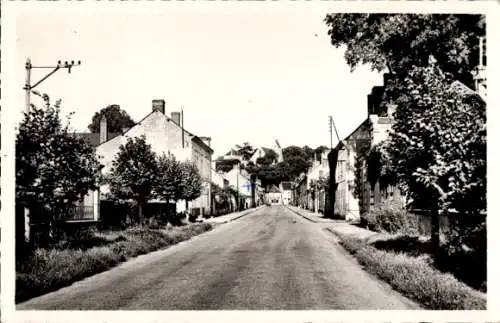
left=100, top=115, right=107, bottom=143
left=171, top=112, right=181, bottom=125
left=152, top=99, right=165, bottom=114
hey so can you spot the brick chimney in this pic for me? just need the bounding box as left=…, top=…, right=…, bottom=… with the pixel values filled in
left=152, top=99, right=165, bottom=114
left=171, top=112, right=181, bottom=125
left=99, top=115, right=107, bottom=143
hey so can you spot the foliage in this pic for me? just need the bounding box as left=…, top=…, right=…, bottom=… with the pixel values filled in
left=386, top=66, right=486, bottom=252
left=88, top=104, right=135, bottom=134
left=16, top=96, right=101, bottom=241
left=107, top=136, right=158, bottom=221
left=364, top=196, right=419, bottom=235
left=234, top=142, right=255, bottom=161
left=324, top=14, right=485, bottom=87
left=326, top=13, right=486, bottom=255
left=181, top=160, right=203, bottom=203
left=256, top=149, right=278, bottom=166
left=16, top=223, right=213, bottom=303
left=215, top=158, right=240, bottom=173
left=154, top=154, right=184, bottom=203
left=336, top=233, right=486, bottom=310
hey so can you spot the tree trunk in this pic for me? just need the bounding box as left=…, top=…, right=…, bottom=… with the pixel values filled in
left=185, top=199, right=189, bottom=223
left=138, top=201, right=144, bottom=225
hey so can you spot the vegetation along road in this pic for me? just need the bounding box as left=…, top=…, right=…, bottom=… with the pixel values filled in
left=18, top=205, right=420, bottom=310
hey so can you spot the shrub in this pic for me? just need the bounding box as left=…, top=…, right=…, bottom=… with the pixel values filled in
left=337, top=233, right=486, bottom=310
left=365, top=196, right=418, bottom=235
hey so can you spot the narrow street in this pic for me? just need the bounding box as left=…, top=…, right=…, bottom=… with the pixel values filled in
left=18, top=206, right=419, bottom=310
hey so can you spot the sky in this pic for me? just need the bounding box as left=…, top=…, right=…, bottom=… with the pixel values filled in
left=16, top=8, right=383, bottom=157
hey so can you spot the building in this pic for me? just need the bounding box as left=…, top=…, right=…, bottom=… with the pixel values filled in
left=305, top=150, right=330, bottom=213
left=280, top=181, right=293, bottom=205
left=293, top=173, right=308, bottom=209
left=329, top=45, right=487, bottom=223
left=73, top=99, right=213, bottom=220
left=224, top=163, right=253, bottom=209
left=266, top=185, right=282, bottom=205
left=249, top=140, right=284, bottom=165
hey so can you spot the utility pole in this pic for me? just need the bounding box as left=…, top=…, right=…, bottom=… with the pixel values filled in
left=22, top=57, right=81, bottom=243
left=236, top=163, right=239, bottom=211
left=329, top=115, right=341, bottom=147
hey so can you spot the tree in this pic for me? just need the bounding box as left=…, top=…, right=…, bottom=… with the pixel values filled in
left=181, top=160, right=203, bottom=220
left=154, top=153, right=184, bottom=218
left=324, top=14, right=485, bottom=88
left=88, top=104, right=135, bottom=134
left=325, top=13, right=486, bottom=254
left=386, top=66, right=486, bottom=253
left=16, top=95, right=101, bottom=243
left=234, top=142, right=255, bottom=161
left=256, top=149, right=278, bottom=166
left=107, top=135, right=158, bottom=223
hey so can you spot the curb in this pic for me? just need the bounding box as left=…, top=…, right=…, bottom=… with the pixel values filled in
left=285, top=206, right=318, bottom=223
left=229, top=206, right=264, bottom=222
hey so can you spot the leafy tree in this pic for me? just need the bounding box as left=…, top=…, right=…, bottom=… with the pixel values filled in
left=234, top=142, right=255, bottom=161
left=16, top=95, right=101, bottom=243
left=107, top=135, right=158, bottom=223
left=325, top=13, right=486, bottom=254
left=181, top=160, right=203, bottom=219
left=386, top=65, right=486, bottom=253
left=88, top=104, right=135, bottom=134
left=256, top=149, right=278, bottom=166
left=324, top=14, right=485, bottom=88
left=154, top=153, right=184, bottom=215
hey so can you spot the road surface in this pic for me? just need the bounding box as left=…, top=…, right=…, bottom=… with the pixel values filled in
left=18, top=205, right=419, bottom=310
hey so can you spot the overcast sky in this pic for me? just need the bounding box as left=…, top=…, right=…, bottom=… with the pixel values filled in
left=16, top=7, right=383, bottom=157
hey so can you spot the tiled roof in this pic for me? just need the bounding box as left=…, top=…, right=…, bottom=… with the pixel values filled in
left=72, top=132, right=121, bottom=147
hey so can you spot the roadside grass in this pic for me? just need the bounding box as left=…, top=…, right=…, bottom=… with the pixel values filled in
left=16, top=222, right=213, bottom=304
left=336, top=233, right=486, bottom=310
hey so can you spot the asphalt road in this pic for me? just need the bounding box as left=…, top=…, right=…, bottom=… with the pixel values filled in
left=18, top=205, right=420, bottom=310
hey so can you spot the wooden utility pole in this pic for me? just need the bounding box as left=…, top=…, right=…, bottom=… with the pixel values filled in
left=22, top=58, right=81, bottom=243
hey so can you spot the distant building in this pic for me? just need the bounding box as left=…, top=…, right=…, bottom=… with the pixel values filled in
left=266, top=185, right=282, bottom=205
left=280, top=181, right=293, bottom=205
left=249, top=139, right=284, bottom=165
left=73, top=99, right=213, bottom=221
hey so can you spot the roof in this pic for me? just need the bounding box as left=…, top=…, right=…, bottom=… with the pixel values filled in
left=268, top=185, right=281, bottom=193
left=450, top=81, right=485, bottom=104
left=72, top=132, right=121, bottom=148
left=89, top=110, right=213, bottom=154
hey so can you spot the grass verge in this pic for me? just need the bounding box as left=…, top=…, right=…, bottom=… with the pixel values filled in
left=336, top=233, right=486, bottom=310
left=16, top=222, right=213, bottom=304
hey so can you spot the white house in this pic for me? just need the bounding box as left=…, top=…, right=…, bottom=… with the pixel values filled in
left=74, top=99, right=213, bottom=220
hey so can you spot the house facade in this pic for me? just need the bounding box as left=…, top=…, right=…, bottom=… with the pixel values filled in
left=305, top=150, right=330, bottom=213
left=266, top=185, right=282, bottom=204
left=75, top=99, right=213, bottom=220
left=280, top=182, right=293, bottom=205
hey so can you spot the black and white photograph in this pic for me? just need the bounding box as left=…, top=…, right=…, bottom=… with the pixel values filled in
left=0, top=0, right=497, bottom=321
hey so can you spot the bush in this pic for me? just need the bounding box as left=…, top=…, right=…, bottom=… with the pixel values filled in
left=337, top=233, right=486, bottom=310
left=365, top=197, right=418, bottom=235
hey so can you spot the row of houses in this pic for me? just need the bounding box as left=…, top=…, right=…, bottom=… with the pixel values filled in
left=292, top=37, right=487, bottom=222
left=64, top=99, right=258, bottom=223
